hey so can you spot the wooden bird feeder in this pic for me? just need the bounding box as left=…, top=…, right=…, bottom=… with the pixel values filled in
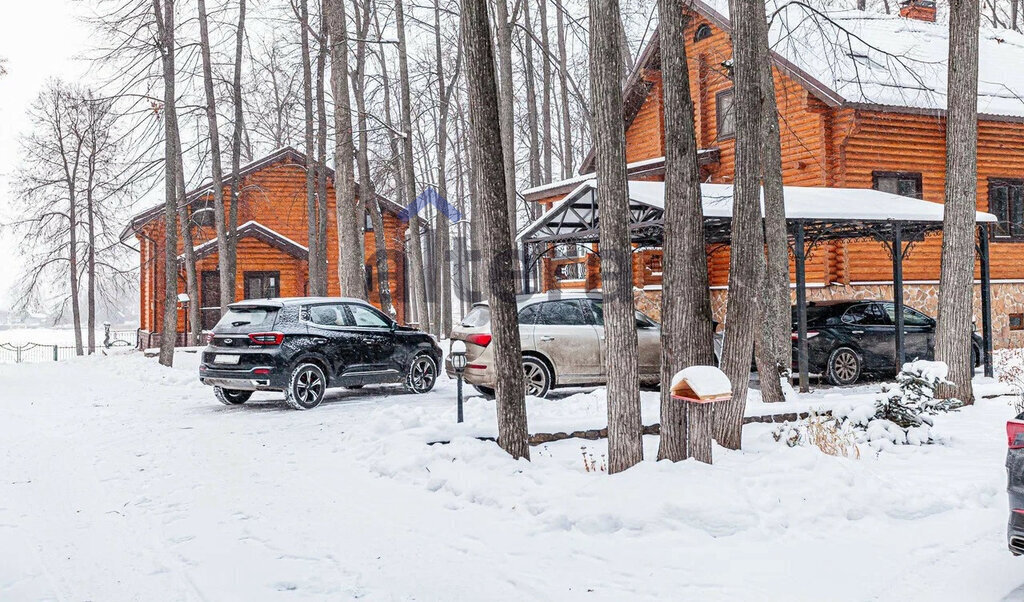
left=670, top=366, right=732, bottom=404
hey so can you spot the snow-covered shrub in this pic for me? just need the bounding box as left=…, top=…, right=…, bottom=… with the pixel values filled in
left=772, top=412, right=860, bottom=458
left=773, top=361, right=964, bottom=453
left=997, top=348, right=1024, bottom=415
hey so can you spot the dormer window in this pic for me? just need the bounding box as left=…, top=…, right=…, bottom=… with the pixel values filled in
left=694, top=23, right=713, bottom=43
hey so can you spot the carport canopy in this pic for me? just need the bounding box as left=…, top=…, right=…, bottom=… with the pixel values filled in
left=517, top=180, right=999, bottom=391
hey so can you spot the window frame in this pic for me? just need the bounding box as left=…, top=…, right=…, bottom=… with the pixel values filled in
left=189, top=199, right=216, bottom=229
left=693, top=23, right=713, bottom=43
left=872, top=171, right=923, bottom=200
left=988, top=178, right=1024, bottom=241
left=1010, top=313, right=1024, bottom=331
left=715, top=88, right=735, bottom=141
left=243, top=270, right=280, bottom=299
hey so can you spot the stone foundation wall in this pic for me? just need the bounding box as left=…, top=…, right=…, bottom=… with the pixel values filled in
left=634, top=282, right=1024, bottom=349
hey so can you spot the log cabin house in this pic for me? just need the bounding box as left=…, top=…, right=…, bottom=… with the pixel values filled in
left=121, top=147, right=409, bottom=347
left=523, top=0, right=1024, bottom=349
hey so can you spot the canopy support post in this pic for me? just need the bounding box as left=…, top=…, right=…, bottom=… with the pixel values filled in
left=521, top=242, right=531, bottom=295
left=794, top=222, right=809, bottom=393
left=892, top=222, right=906, bottom=368
left=980, top=224, right=994, bottom=378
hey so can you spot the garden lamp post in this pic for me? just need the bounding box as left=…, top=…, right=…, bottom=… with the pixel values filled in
left=450, top=340, right=467, bottom=423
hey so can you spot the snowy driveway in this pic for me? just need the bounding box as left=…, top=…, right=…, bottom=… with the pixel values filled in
left=1, top=351, right=1023, bottom=600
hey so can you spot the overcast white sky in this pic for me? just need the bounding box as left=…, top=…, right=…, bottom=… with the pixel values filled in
left=0, top=0, right=90, bottom=310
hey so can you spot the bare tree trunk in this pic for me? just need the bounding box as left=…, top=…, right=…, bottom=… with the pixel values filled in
left=555, top=0, right=574, bottom=178
left=493, top=0, right=518, bottom=247
left=589, top=0, right=642, bottom=473
left=85, top=140, right=97, bottom=354
left=433, top=0, right=459, bottom=338
left=69, top=166, right=83, bottom=356
left=754, top=0, right=789, bottom=404
left=156, top=0, right=178, bottom=367
left=715, top=0, right=767, bottom=449
left=462, top=104, right=486, bottom=304
left=198, top=0, right=231, bottom=316
left=327, top=0, right=364, bottom=298
left=936, top=0, right=979, bottom=404
left=298, top=0, right=322, bottom=295
left=395, top=0, right=430, bottom=328
left=657, top=0, right=715, bottom=463
left=175, top=156, right=200, bottom=346
left=1013, top=0, right=1019, bottom=30
left=353, top=0, right=394, bottom=316
left=315, top=1, right=330, bottom=294
left=462, top=0, right=530, bottom=459
left=522, top=0, right=542, bottom=189
left=538, top=0, right=553, bottom=182
left=227, top=0, right=247, bottom=305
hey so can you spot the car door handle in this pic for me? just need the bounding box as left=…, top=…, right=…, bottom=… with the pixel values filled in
left=540, top=336, right=555, bottom=342
left=313, top=337, right=328, bottom=344
left=851, top=330, right=864, bottom=334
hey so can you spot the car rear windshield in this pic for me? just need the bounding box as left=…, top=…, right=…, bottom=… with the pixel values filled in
left=461, top=306, right=490, bottom=327
left=791, top=305, right=836, bottom=327
left=216, top=307, right=275, bottom=329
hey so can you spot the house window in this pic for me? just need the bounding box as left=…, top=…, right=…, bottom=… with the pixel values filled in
left=190, top=199, right=216, bottom=228
left=716, top=89, right=735, bottom=140
left=873, top=171, right=922, bottom=199
left=365, top=211, right=374, bottom=232
left=1011, top=313, right=1024, bottom=331
left=694, top=23, right=713, bottom=43
left=989, top=179, right=1024, bottom=239
left=243, top=271, right=280, bottom=299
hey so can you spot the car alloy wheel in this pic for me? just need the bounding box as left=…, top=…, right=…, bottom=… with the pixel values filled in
left=523, top=357, right=551, bottom=398
left=828, top=347, right=861, bottom=386
left=286, top=363, right=326, bottom=410
left=407, top=355, right=437, bottom=394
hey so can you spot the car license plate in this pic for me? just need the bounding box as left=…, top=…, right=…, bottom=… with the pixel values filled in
left=214, top=354, right=240, bottom=365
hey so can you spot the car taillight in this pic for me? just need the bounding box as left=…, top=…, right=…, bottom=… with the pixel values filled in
left=1008, top=420, right=1024, bottom=449
left=253, top=368, right=271, bottom=376
left=466, top=333, right=492, bottom=347
left=791, top=331, right=819, bottom=340
left=249, top=332, right=284, bottom=345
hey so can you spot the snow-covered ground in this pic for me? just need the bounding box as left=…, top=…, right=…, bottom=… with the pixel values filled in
left=1, top=351, right=1023, bottom=600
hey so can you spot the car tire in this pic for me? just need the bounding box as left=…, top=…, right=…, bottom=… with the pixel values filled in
left=523, top=356, right=552, bottom=398
left=405, top=353, right=438, bottom=394
left=473, top=385, right=495, bottom=397
left=284, top=362, right=327, bottom=410
left=826, top=346, right=862, bottom=386
left=214, top=387, right=252, bottom=406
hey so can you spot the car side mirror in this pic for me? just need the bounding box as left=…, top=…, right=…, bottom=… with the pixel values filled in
left=390, top=320, right=398, bottom=332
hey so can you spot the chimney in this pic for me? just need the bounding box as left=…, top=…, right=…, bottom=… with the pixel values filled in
left=899, top=0, right=936, bottom=22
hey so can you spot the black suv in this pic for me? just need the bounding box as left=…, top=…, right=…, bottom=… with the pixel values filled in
left=199, top=297, right=442, bottom=410
left=793, top=300, right=983, bottom=386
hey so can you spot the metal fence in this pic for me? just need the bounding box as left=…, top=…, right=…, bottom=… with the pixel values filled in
left=0, top=328, right=139, bottom=364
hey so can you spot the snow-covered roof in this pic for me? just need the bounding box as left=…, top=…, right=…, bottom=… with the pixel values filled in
left=179, top=221, right=309, bottom=261
left=518, top=179, right=996, bottom=244
left=694, top=0, right=1024, bottom=118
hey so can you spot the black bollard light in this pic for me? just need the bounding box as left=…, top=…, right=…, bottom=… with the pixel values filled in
left=450, top=340, right=467, bottom=423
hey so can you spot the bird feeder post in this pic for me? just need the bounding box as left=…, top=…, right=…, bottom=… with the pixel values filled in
left=671, top=366, right=733, bottom=464
left=450, top=340, right=468, bottom=423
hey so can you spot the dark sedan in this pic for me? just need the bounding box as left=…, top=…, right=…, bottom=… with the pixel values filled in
left=792, top=300, right=982, bottom=386
left=199, top=297, right=442, bottom=410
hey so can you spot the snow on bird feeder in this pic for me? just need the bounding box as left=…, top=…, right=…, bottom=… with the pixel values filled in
left=670, top=366, right=732, bottom=404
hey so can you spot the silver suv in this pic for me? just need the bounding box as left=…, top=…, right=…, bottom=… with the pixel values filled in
left=445, top=291, right=720, bottom=397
